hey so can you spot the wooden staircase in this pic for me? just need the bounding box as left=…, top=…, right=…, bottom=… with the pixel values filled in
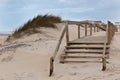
left=49, top=21, right=118, bottom=76
left=60, top=41, right=110, bottom=63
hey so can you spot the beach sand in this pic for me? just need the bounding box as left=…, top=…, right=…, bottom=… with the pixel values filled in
left=0, top=24, right=120, bottom=80
left=0, top=35, right=8, bottom=44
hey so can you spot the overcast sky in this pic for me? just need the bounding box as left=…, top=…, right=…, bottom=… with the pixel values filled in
left=0, top=0, right=120, bottom=32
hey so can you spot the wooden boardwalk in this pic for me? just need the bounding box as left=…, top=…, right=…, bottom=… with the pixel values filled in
left=49, top=21, right=117, bottom=76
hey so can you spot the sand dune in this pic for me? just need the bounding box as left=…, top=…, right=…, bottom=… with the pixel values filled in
left=0, top=24, right=120, bottom=80
left=0, top=35, right=8, bottom=44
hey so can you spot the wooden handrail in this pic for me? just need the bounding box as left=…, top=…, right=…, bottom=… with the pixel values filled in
left=49, top=22, right=68, bottom=76
left=63, top=20, right=106, bottom=31
left=95, top=24, right=106, bottom=31
left=53, top=23, right=68, bottom=58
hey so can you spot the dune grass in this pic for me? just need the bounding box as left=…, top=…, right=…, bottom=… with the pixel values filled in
left=7, top=14, right=61, bottom=41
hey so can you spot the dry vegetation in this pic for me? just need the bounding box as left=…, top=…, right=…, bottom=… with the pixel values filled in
left=7, top=14, right=61, bottom=41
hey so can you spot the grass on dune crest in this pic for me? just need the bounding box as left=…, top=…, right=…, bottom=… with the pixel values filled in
left=7, top=14, right=61, bottom=41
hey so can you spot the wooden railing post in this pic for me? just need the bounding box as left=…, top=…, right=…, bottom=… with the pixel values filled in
left=107, top=22, right=110, bottom=44
left=78, top=25, right=80, bottom=38
left=85, top=24, right=87, bottom=36
left=102, top=39, right=107, bottom=71
left=102, top=57, right=106, bottom=71
left=102, top=21, right=117, bottom=71
left=90, top=25, right=92, bottom=35
left=66, top=23, right=69, bottom=45
left=95, top=26, right=97, bottom=32
left=97, top=27, right=99, bottom=32
left=94, top=26, right=96, bottom=32
left=49, top=57, right=54, bottom=76
left=107, top=21, right=113, bottom=44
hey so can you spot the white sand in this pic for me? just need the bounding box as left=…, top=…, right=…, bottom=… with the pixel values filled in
left=0, top=24, right=120, bottom=80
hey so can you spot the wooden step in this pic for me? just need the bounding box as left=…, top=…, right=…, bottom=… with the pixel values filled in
left=60, top=60, right=108, bottom=63
left=66, top=45, right=109, bottom=49
left=68, top=41, right=106, bottom=45
left=65, top=50, right=109, bottom=54
left=61, top=55, right=107, bottom=58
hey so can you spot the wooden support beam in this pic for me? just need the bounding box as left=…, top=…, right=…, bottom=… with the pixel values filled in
left=78, top=25, right=80, bottom=38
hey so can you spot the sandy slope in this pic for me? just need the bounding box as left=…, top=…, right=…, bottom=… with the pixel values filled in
left=0, top=24, right=64, bottom=80
left=53, top=30, right=120, bottom=80
left=0, top=35, right=8, bottom=44
left=0, top=24, right=120, bottom=80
